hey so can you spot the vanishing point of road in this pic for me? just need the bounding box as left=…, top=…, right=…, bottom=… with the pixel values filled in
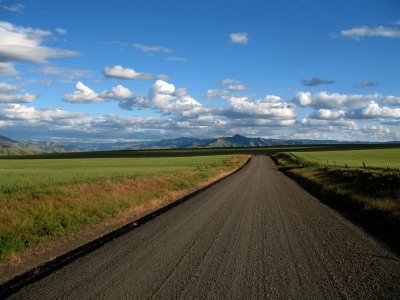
left=9, top=156, right=400, bottom=299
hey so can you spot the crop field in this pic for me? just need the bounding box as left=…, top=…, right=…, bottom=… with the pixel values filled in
left=290, top=148, right=400, bottom=169
left=0, top=154, right=246, bottom=260
left=0, top=156, right=237, bottom=193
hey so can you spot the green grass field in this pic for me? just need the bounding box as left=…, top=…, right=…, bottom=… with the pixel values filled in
left=290, top=148, right=400, bottom=169
left=0, top=154, right=246, bottom=260
left=0, top=156, right=235, bottom=195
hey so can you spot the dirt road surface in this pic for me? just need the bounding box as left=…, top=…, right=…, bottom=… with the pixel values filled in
left=9, top=156, right=400, bottom=299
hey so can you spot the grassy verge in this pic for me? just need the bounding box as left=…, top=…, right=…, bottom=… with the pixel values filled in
left=0, top=155, right=248, bottom=261
left=272, top=152, right=400, bottom=253
left=291, top=148, right=400, bottom=169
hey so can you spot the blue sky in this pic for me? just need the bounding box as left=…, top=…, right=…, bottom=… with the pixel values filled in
left=0, top=0, right=399, bottom=142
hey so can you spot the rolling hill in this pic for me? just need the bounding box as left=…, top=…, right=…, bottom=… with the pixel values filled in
left=0, top=136, right=75, bottom=156
left=1, top=134, right=398, bottom=156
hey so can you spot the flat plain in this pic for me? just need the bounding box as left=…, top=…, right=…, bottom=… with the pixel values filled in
left=0, top=154, right=245, bottom=261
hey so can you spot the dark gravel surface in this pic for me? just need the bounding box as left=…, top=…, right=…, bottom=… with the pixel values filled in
left=9, top=155, right=400, bottom=299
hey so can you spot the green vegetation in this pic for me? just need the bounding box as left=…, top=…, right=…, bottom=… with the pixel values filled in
left=0, top=156, right=237, bottom=194
left=0, top=154, right=247, bottom=260
left=291, top=148, right=400, bottom=169
left=272, top=149, right=400, bottom=251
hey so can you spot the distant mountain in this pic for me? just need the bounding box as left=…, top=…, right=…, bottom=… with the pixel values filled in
left=0, top=135, right=76, bottom=156
left=132, top=137, right=216, bottom=149
left=0, top=134, right=398, bottom=156
left=0, top=135, right=16, bottom=143
left=128, top=134, right=365, bottom=149
left=205, top=134, right=276, bottom=148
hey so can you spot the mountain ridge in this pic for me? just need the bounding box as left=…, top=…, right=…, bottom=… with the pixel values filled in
left=1, top=134, right=399, bottom=156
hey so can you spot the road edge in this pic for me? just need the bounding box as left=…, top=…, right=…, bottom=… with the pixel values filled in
left=270, top=155, right=400, bottom=257
left=0, top=156, right=252, bottom=298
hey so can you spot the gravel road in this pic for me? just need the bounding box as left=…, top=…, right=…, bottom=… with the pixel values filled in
left=9, top=155, right=400, bottom=299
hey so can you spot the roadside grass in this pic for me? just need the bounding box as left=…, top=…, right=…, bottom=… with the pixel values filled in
left=272, top=151, right=400, bottom=252
left=0, top=155, right=247, bottom=260
left=291, top=148, right=400, bottom=169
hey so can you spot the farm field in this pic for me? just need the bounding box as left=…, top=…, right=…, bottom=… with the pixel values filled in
left=0, top=156, right=238, bottom=193
left=290, top=148, right=400, bottom=169
left=0, top=154, right=247, bottom=261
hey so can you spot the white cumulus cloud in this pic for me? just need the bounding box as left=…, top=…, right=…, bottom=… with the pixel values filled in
left=115, top=80, right=203, bottom=114
left=149, top=79, right=176, bottom=109
left=99, top=85, right=134, bottom=100
left=293, top=91, right=378, bottom=109
left=173, top=95, right=201, bottom=112
left=264, top=95, right=283, bottom=103
left=63, top=81, right=103, bottom=104
left=103, top=65, right=152, bottom=80
left=309, top=109, right=345, bottom=120
left=347, top=101, right=400, bottom=119
left=227, top=96, right=295, bottom=119
left=0, top=103, right=87, bottom=123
